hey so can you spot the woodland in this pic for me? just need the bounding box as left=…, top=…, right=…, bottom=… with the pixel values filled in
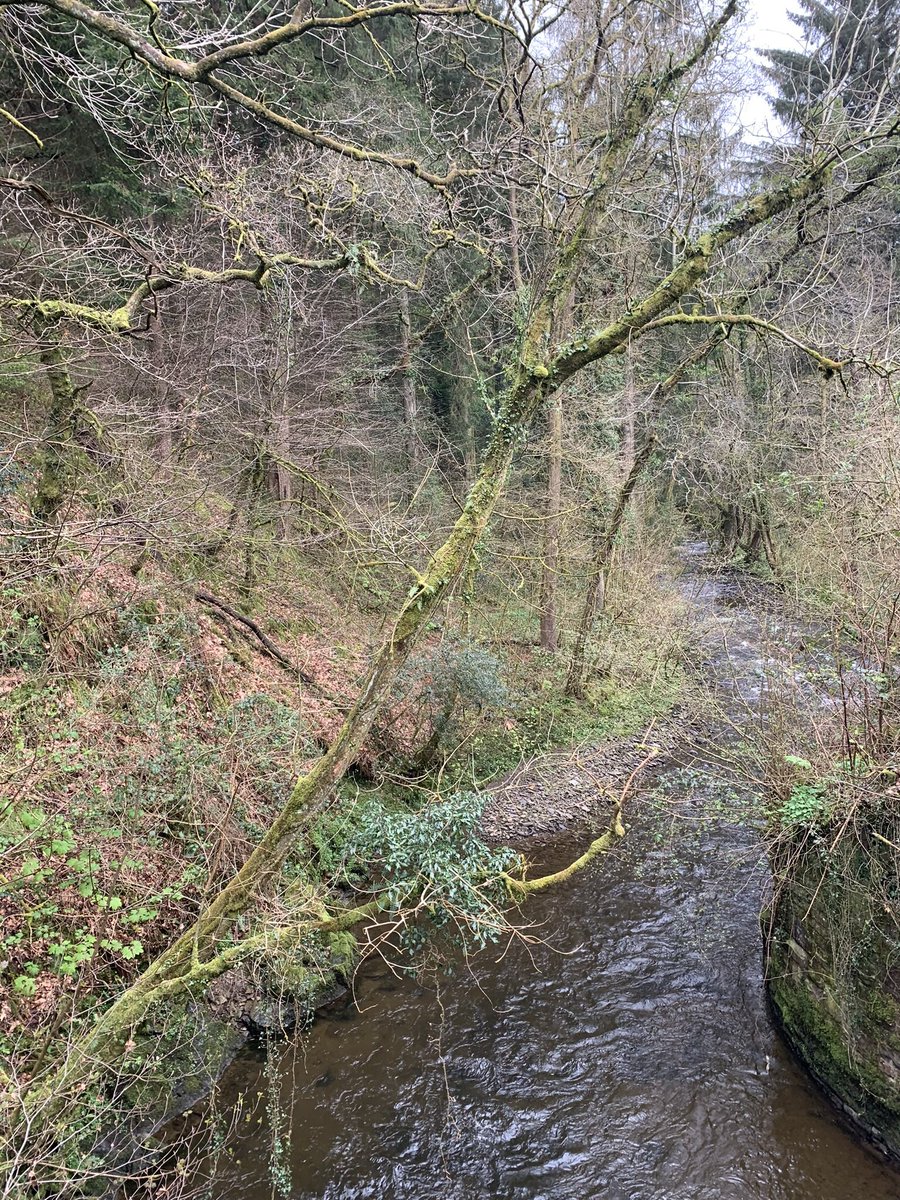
left=1, top=0, right=900, bottom=1195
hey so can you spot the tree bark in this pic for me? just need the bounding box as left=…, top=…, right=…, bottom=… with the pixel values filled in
left=19, top=74, right=832, bottom=1122
left=565, top=435, right=657, bottom=698
left=539, top=394, right=563, bottom=651
left=565, top=332, right=724, bottom=697
left=33, top=327, right=82, bottom=522
left=398, top=288, right=421, bottom=486
left=260, top=293, right=293, bottom=537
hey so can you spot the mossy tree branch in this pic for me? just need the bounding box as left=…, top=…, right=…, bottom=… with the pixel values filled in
left=31, top=324, right=85, bottom=522
left=0, top=228, right=482, bottom=335
left=640, top=312, right=849, bottom=372
left=550, top=164, right=837, bottom=386
left=504, top=748, right=658, bottom=894
left=15, top=16, right=900, bottom=1128
left=10, top=0, right=510, bottom=188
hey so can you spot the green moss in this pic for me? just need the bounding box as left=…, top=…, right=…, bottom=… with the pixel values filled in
left=121, top=1000, right=245, bottom=1120
left=865, top=990, right=900, bottom=1028
left=767, top=827, right=900, bottom=1153
left=274, top=958, right=315, bottom=1000
left=770, top=949, right=847, bottom=1071
left=325, top=930, right=358, bottom=975
left=466, top=667, right=682, bottom=782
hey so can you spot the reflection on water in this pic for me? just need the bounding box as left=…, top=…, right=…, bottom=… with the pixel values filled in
left=198, top=553, right=900, bottom=1200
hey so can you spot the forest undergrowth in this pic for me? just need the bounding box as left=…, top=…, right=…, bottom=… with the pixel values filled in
left=0, top=483, right=688, bottom=1141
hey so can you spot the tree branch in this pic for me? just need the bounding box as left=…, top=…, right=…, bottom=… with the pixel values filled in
left=23, top=0, right=504, bottom=187
left=505, top=748, right=659, bottom=894
left=640, top=312, right=848, bottom=372
left=550, top=161, right=837, bottom=383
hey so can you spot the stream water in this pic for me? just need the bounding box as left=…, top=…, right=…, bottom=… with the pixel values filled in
left=199, top=548, right=900, bottom=1199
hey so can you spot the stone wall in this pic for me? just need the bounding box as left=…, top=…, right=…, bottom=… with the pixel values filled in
left=765, top=819, right=900, bottom=1158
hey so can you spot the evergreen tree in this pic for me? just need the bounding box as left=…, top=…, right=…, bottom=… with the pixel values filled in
left=764, top=0, right=900, bottom=128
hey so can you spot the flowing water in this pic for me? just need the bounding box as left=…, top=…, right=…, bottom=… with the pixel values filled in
left=199, top=549, right=900, bottom=1200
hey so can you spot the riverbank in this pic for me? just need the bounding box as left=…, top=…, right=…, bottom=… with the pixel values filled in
left=190, top=548, right=900, bottom=1200
left=0, top=515, right=695, bottom=1194
left=480, top=712, right=689, bottom=842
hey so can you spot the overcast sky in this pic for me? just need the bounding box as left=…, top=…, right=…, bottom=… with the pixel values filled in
left=746, top=0, right=802, bottom=46
left=738, top=0, right=805, bottom=137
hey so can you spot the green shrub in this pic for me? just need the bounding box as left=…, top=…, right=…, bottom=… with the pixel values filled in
left=781, top=780, right=830, bottom=827
left=395, top=638, right=509, bottom=764
left=344, top=791, right=519, bottom=953
left=0, top=588, right=46, bottom=668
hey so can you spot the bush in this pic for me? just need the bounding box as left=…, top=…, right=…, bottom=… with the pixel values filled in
left=394, top=639, right=509, bottom=765
left=0, top=589, right=45, bottom=668
left=344, top=791, right=519, bottom=954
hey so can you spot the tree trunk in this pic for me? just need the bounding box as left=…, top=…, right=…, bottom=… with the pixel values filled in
left=398, top=288, right=421, bottom=486
left=565, top=332, right=723, bottom=697
left=539, top=394, right=563, bottom=651
left=241, top=445, right=268, bottom=606
left=33, top=327, right=82, bottom=522
left=752, top=494, right=781, bottom=578
left=260, top=294, right=293, bottom=537
left=720, top=504, right=739, bottom=555
left=566, top=435, right=657, bottom=698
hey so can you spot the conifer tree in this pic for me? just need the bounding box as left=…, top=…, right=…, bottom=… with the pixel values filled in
left=764, top=0, right=900, bottom=128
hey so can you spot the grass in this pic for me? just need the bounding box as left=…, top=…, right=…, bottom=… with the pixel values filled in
left=463, top=665, right=683, bottom=783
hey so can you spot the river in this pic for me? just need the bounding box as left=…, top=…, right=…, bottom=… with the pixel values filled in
left=196, top=548, right=900, bottom=1199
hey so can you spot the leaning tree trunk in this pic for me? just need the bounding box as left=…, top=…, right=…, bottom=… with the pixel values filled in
left=17, top=51, right=829, bottom=1122
left=566, top=435, right=657, bottom=698
left=565, top=331, right=724, bottom=697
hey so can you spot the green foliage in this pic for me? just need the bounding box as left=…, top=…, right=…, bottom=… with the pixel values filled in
left=781, top=780, right=830, bottom=827
left=776, top=755, right=873, bottom=830
left=345, top=792, right=519, bottom=953
left=306, top=800, right=369, bottom=881
left=763, top=0, right=900, bottom=127
left=400, top=638, right=508, bottom=712
left=469, top=667, right=682, bottom=781
left=397, top=638, right=509, bottom=763
left=0, top=588, right=45, bottom=668
left=785, top=754, right=813, bottom=770
left=0, top=611, right=313, bottom=1011
left=0, top=805, right=169, bottom=986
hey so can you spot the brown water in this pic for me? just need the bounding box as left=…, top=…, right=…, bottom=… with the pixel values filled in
left=199, top=550, right=900, bottom=1200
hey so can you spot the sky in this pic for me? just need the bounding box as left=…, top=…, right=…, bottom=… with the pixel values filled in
left=739, top=0, right=804, bottom=138
left=747, top=0, right=802, bottom=45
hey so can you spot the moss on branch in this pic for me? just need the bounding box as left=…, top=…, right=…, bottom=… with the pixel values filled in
left=642, top=312, right=847, bottom=372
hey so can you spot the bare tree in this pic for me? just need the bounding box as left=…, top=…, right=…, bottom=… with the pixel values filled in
left=1, top=1, right=900, bottom=1185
